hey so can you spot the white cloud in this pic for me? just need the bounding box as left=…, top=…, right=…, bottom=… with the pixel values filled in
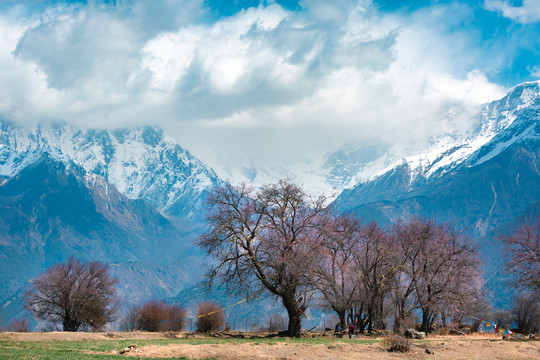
left=0, top=0, right=509, bottom=178
left=484, top=0, right=540, bottom=23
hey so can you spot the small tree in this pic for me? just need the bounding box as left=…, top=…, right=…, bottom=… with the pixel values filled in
left=353, top=221, right=397, bottom=333
left=168, top=304, right=187, bottom=332
left=512, top=295, right=540, bottom=334
left=25, top=257, right=119, bottom=331
left=139, top=301, right=169, bottom=332
left=491, top=309, right=512, bottom=330
left=391, top=218, right=482, bottom=335
left=196, top=302, right=224, bottom=332
left=120, top=305, right=143, bottom=332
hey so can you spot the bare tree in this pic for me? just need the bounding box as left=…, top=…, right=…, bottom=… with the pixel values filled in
left=311, top=215, right=360, bottom=330
left=267, top=313, right=286, bottom=332
left=120, top=305, right=143, bottom=332
left=198, top=180, right=328, bottom=337
left=196, top=301, right=225, bottom=332
left=491, top=309, right=512, bottom=330
left=25, top=257, right=119, bottom=332
left=501, top=216, right=540, bottom=296
left=353, top=221, right=397, bottom=333
left=391, top=219, right=482, bottom=334
left=512, top=295, right=540, bottom=334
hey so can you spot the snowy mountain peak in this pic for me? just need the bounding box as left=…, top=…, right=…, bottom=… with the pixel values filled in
left=366, top=81, right=539, bottom=185
left=320, top=81, right=540, bottom=196
left=479, top=80, right=540, bottom=137
left=0, top=121, right=221, bottom=221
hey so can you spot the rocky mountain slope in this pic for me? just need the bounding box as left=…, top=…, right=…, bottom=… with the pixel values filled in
left=0, top=154, right=203, bottom=325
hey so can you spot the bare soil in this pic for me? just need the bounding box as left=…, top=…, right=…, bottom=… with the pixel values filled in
left=3, top=331, right=540, bottom=360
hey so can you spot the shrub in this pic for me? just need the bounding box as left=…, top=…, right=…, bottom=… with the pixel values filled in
left=120, top=301, right=186, bottom=332
left=167, top=304, right=187, bottom=332
left=8, top=318, right=30, bottom=332
left=383, top=334, right=411, bottom=353
left=196, top=302, right=224, bottom=332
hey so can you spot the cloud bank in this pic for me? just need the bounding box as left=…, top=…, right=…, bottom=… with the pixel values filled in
left=0, top=0, right=536, bottom=174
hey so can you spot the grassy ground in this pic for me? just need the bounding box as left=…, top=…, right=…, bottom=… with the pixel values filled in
left=0, top=337, right=379, bottom=360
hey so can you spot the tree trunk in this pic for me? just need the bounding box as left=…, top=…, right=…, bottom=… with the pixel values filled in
left=63, top=317, right=80, bottom=332
left=393, top=314, right=404, bottom=333
left=441, top=312, right=447, bottom=328
left=367, top=306, right=373, bottom=333
left=336, top=309, right=346, bottom=330
left=420, top=308, right=432, bottom=335
left=282, top=294, right=302, bottom=337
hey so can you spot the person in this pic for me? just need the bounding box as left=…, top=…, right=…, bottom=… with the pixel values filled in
left=335, top=322, right=342, bottom=333
left=348, top=322, right=355, bottom=339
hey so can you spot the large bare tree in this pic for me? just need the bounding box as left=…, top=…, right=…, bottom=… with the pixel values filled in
left=198, top=180, right=327, bottom=337
left=25, top=257, right=119, bottom=331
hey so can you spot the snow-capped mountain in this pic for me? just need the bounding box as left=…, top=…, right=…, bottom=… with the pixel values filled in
left=332, top=81, right=540, bottom=193
left=211, top=82, right=539, bottom=197
left=334, top=81, right=540, bottom=234
left=0, top=122, right=221, bottom=223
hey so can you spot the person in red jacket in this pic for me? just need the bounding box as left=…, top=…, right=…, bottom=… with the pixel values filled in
left=348, top=323, right=355, bottom=339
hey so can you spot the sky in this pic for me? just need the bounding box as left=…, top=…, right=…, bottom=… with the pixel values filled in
left=0, top=0, right=539, bottom=183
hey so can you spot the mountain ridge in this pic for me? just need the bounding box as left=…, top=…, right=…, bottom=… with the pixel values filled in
left=0, top=121, right=221, bottom=224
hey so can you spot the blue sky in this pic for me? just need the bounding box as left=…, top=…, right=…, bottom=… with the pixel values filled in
left=0, top=0, right=538, bottom=175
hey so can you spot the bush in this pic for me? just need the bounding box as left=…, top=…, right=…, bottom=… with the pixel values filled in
left=120, top=301, right=186, bottom=332
left=383, top=334, right=411, bottom=353
left=8, top=318, right=30, bottom=332
left=168, top=304, right=187, bottom=332
left=196, top=302, right=224, bottom=332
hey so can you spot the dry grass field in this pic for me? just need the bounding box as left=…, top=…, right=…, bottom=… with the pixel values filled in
left=1, top=331, right=539, bottom=360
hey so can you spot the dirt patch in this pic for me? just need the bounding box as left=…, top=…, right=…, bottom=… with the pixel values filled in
left=121, top=339, right=540, bottom=360
left=120, top=334, right=540, bottom=360
left=123, top=342, right=391, bottom=360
